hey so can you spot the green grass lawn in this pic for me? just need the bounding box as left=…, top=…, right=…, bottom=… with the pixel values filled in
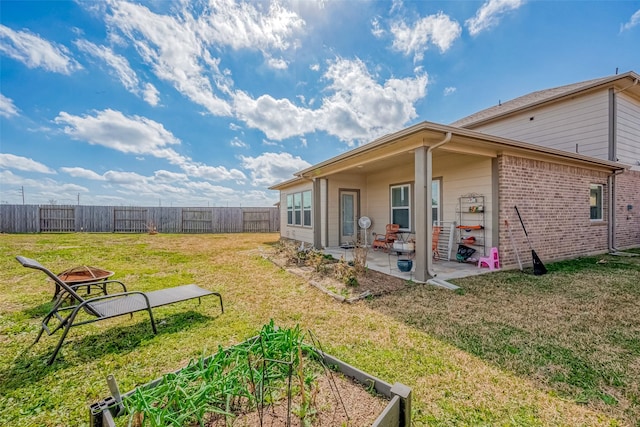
left=0, top=233, right=638, bottom=426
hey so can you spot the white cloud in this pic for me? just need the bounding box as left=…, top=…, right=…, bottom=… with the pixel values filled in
left=0, top=170, right=88, bottom=205
left=143, top=83, right=160, bottom=106
left=230, top=137, right=249, bottom=148
left=229, top=123, right=243, bottom=131
left=0, top=167, right=270, bottom=206
left=55, top=109, right=183, bottom=162
left=240, top=152, right=311, bottom=187
left=233, top=57, right=428, bottom=144
left=466, top=0, right=524, bottom=36
left=324, top=57, right=428, bottom=142
left=195, top=0, right=305, bottom=52
left=0, top=153, right=56, bottom=174
left=54, top=108, right=246, bottom=182
left=309, top=63, right=320, bottom=72
left=390, top=0, right=404, bottom=15
left=75, top=39, right=160, bottom=106
left=179, top=163, right=247, bottom=182
left=106, top=1, right=232, bottom=116
left=153, top=170, right=188, bottom=183
left=371, top=17, right=385, bottom=38
left=0, top=93, right=19, bottom=118
left=620, top=9, right=640, bottom=32
left=390, top=12, right=461, bottom=61
left=60, top=166, right=106, bottom=180
left=103, top=170, right=146, bottom=184
left=267, top=57, right=288, bottom=70
left=105, top=0, right=305, bottom=117
left=0, top=24, right=82, bottom=74
left=443, top=86, right=456, bottom=96
left=233, top=90, right=316, bottom=141
left=60, top=165, right=238, bottom=200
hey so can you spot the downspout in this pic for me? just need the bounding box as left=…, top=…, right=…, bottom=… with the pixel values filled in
left=606, top=79, right=638, bottom=254
left=608, top=169, right=624, bottom=253
left=426, top=132, right=452, bottom=278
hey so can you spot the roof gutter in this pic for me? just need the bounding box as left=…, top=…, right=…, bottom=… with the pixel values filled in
left=425, top=131, right=452, bottom=279
left=614, top=77, right=639, bottom=94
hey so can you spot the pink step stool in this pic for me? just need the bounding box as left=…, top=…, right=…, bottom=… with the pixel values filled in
left=478, top=247, right=500, bottom=270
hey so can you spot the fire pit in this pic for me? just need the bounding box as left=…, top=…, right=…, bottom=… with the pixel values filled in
left=54, top=266, right=114, bottom=300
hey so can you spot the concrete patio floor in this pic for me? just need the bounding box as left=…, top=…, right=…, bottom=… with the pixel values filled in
left=323, top=246, right=494, bottom=284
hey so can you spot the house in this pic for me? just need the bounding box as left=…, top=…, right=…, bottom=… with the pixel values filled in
left=451, top=71, right=640, bottom=250
left=270, top=72, right=640, bottom=283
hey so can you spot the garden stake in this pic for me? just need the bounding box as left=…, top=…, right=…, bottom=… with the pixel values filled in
left=514, top=206, right=547, bottom=275
left=308, top=330, right=350, bottom=420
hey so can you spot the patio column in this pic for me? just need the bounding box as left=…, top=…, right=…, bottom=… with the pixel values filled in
left=414, top=146, right=429, bottom=282
left=415, top=132, right=452, bottom=282
left=312, top=178, right=323, bottom=249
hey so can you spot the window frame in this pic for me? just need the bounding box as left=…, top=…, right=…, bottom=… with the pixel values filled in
left=302, top=190, right=312, bottom=227
left=589, top=184, right=603, bottom=221
left=432, top=178, right=442, bottom=225
left=286, top=194, right=293, bottom=225
left=390, top=183, right=412, bottom=231
left=286, top=190, right=312, bottom=228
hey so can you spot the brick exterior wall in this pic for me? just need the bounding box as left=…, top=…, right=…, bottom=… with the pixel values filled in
left=614, top=169, right=640, bottom=249
left=498, top=155, right=611, bottom=269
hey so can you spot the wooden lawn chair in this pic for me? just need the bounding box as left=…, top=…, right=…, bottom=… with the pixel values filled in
left=16, top=256, right=223, bottom=365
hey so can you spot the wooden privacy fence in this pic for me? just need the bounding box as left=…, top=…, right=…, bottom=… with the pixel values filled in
left=0, top=205, right=280, bottom=234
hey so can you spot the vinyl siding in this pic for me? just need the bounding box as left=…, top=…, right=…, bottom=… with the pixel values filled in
left=279, top=182, right=314, bottom=244
left=616, top=92, right=640, bottom=170
left=359, top=153, right=493, bottom=250
left=326, top=174, right=367, bottom=247
left=472, top=91, right=610, bottom=160
left=365, top=166, right=415, bottom=239
left=435, top=153, right=494, bottom=251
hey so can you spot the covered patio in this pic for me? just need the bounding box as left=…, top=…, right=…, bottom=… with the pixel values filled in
left=323, top=244, right=493, bottom=284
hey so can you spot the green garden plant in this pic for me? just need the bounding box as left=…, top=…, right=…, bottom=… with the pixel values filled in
left=122, top=321, right=320, bottom=427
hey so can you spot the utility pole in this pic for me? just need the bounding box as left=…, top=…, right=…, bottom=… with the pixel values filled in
left=21, top=186, right=24, bottom=205
left=77, top=193, right=80, bottom=205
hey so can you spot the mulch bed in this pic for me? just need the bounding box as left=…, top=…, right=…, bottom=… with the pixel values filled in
left=265, top=251, right=411, bottom=302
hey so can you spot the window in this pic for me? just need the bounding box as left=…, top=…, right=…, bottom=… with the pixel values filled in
left=391, top=184, right=411, bottom=230
left=432, top=179, right=441, bottom=225
left=302, top=190, right=312, bottom=226
left=293, top=193, right=301, bottom=225
left=286, top=195, right=293, bottom=225
left=286, top=190, right=312, bottom=227
left=590, top=184, right=603, bottom=221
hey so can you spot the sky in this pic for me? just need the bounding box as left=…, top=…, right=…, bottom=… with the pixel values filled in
left=1, top=1, right=639, bottom=207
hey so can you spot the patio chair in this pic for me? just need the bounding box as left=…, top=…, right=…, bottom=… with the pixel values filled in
left=16, top=256, right=224, bottom=365
left=432, top=226, right=442, bottom=260
left=372, top=224, right=400, bottom=252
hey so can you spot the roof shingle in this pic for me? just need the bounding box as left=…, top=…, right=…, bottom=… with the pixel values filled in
left=450, top=75, right=616, bottom=128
